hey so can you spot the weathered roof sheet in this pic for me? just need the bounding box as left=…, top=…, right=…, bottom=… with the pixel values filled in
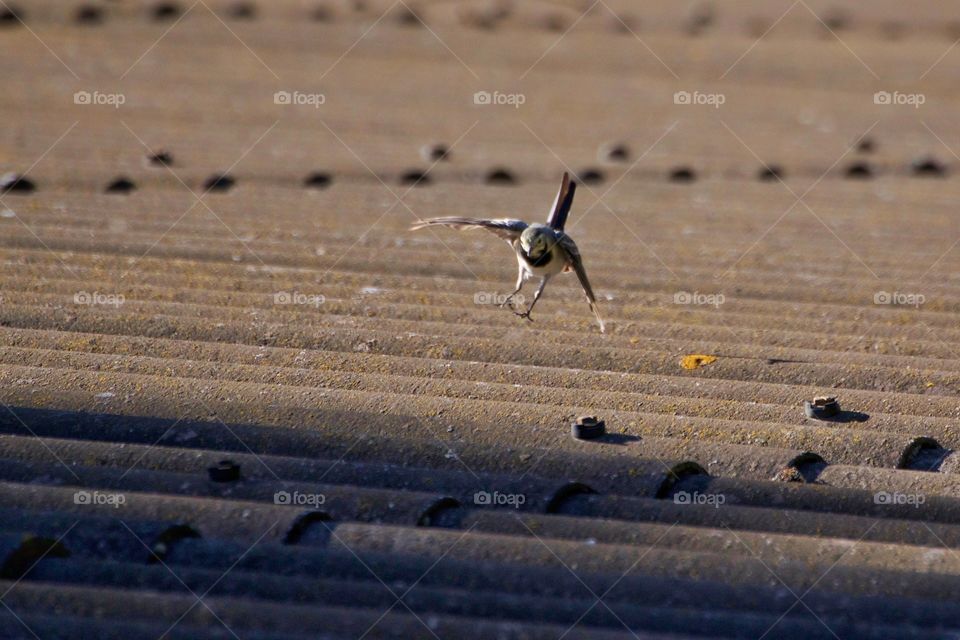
left=3, top=1, right=960, bottom=638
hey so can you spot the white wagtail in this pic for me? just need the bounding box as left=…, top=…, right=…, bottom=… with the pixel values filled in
left=411, top=172, right=604, bottom=332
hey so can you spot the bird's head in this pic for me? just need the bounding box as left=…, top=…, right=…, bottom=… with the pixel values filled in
left=520, top=226, right=551, bottom=259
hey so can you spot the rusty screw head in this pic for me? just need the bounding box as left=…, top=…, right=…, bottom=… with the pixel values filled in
left=421, top=143, right=450, bottom=162
left=804, top=396, right=840, bottom=419
left=208, top=460, right=241, bottom=482
left=572, top=416, right=605, bottom=440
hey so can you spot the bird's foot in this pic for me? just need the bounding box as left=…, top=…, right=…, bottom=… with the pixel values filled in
left=498, top=295, right=516, bottom=309
left=513, top=308, right=534, bottom=322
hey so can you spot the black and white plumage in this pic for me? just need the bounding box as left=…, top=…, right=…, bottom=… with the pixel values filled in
left=410, top=172, right=604, bottom=332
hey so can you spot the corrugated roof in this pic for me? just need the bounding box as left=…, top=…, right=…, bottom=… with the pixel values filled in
left=3, top=1, right=960, bottom=638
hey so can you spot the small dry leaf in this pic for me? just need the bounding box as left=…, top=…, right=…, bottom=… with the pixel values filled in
left=680, top=354, right=717, bottom=370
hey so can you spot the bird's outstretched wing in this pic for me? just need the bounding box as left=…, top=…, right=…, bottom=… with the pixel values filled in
left=557, top=233, right=605, bottom=333
left=410, top=217, right=527, bottom=242
left=546, top=172, right=576, bottom=231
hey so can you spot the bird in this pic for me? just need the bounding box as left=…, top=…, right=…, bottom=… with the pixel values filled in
left=410, top=172, right=605, bottom=332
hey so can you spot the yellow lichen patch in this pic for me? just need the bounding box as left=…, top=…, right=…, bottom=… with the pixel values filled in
left=680, top=354, right=717, bottom=370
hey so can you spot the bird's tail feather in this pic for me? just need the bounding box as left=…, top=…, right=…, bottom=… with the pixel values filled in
left=547, top=172, right=576, bottom=231
left=588, top=300, right=605, bottom=333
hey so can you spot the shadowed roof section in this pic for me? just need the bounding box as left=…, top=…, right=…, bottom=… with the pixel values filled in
left=2, top=0, right=960, bottom=638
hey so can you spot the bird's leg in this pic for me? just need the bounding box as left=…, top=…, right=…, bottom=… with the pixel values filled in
left=515, top=276, right=549, bottom=322
left=499, top=267, right=526, bottom=310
